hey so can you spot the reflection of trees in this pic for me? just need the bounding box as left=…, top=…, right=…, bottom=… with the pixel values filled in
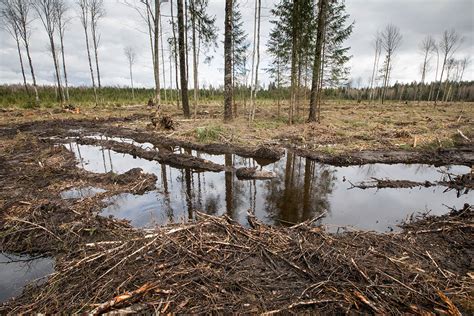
left=225, top=154, right=234, bottom=217
left=160, top=164, right=174, bottom=222
left=264, top=154, right=336, bottom=225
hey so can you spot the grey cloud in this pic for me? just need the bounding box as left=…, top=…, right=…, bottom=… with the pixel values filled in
left=0, top=0, right=473, bottom=89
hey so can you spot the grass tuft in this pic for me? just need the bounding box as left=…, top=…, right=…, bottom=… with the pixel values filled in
left=195, top=125, right=224, bottom=142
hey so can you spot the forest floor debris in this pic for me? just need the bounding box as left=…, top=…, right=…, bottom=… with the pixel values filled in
left=1, top=207, right=472, bottom=314
left=0, top=103, right=473, bottom=313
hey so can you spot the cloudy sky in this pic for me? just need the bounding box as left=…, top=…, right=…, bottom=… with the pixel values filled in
left=0, top=0, right=473, bottom=88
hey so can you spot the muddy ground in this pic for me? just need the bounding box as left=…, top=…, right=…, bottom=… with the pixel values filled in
left=0, top=104, right=473, bottom=313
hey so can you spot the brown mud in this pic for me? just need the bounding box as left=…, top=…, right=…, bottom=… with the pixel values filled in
left=1, top=115, right=472, bottom=166
left=0, top=113, right=473, bottom=313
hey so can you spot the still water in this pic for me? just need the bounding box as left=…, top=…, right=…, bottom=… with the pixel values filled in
left=65, top=139, right=472, bottom=232
left=0, top=253, right=54, bottom=304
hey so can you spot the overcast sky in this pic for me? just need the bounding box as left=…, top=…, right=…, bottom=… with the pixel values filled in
left=0, top=0, right=473, bottom=88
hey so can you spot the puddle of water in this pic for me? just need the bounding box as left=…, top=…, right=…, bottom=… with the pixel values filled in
left=0, top=253, right=54, bottom=303
left=64, top=141, right=473, bottom=232
left=60, top=186, right=106, bottom=199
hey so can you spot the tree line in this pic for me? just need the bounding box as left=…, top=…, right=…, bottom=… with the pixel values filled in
left=1, top=0, right=471, bottom=123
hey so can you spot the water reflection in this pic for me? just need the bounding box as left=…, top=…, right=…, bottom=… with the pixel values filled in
left=0, top=253, right=54, bottom=303
left=66, top=142, right=473, bottom=232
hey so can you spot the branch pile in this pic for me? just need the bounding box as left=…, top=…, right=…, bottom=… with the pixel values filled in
left=2, top=209, right=472, bottom=314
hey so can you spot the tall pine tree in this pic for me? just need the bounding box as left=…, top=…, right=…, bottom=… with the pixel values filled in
left=231, top=0, right=249, bottom=116
left=267, top=0, right=353, bottom=121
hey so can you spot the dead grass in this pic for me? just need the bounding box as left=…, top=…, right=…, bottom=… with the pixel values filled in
left=0, top=100, right=472, bottom=153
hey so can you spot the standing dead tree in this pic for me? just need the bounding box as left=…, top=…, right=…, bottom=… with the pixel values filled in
left=248, top=0, right=261, bottom=122
left=434, top=29, right=461, bottom=105
left=288, top=0, right=299, bottom=123
left=121, top=0, right=161, bottom=106
left=77, top=0, right=98, bottom=106
left=455, top=57, right=470, bottom=101
left=124, top=46, right=136, bottom=100
left=89, top=0, right=104, bottom=90
left=0, top=0, right=29, bottom=93
left=368, top=32, right=382, bottom=102
left=170, top=0, right=180, bottom=108
left=35, top=0, right=64, bottom=104
left=54, top=0, right=70, bottom=101
left=380, top=24, right=402, bottom=105
left=223, top=0, right=233, bottom=121
left=414, top=35, right=435, bottom=102
left=6, top=0, right=39, bottom=103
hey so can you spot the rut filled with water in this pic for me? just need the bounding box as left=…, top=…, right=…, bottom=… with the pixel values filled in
left=63, top=136, right=473, bottom=232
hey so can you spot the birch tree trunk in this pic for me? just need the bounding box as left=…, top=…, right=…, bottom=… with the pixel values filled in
left=170, top=0, right=180, bottom=108
left=160, top=13, right=167, bottom=104
left=289, top=0, right=299, bottom=124
left=154, top=0, right=161, bottom=105
left=58, top=26, right=69, bottom=101
left=78, top=1, right=98, bottom=106
left=14, top=30, right=29, bottom=94
left=250, top=0, right=261, bottom=121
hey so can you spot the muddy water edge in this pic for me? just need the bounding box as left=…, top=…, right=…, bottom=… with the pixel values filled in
left=0, top=120, right=472, bottom=313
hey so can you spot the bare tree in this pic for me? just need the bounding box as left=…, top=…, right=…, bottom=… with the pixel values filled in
left=248, top=0, right=261, bottom=122
left=308, top=0, right=328, bottom=122
left=121, top=0, right=160, bottom=105
left=223, top=0, right=233, bottom=121
left=124, top=46, right=136, bottom=100
left=434, top=29, right=461, bottom=104
left=77, top=0, right=98, bottom=106
left=288, top=0, right=299, bottom=123
left=456, top=57, right=470, bottom=101
left=368, top=32, right=382, bottom=102
left=159, top=12, right=167, bottom=103
left=89, top=0, right=104, bottom=89
left=0, top=0, right=28, bottom=93
left=428, top=44, right=439, bottom=101
left=190, top=0, right=198, bottom=117
left=380, top=24, right=402, bottom=105
left=7, top=0, right=39, bottom=103
left=414, top=35, right=435, bottom=102
left=177, top=0, right=190, bottom=117
left=35, top=0, right=64, bottom=104
left=54, top=0, right=70, bottom=101
left=170, top=0, right=180, bottom=108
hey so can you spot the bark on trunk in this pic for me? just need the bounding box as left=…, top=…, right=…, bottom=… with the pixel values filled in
left=154, top=0, right=161, bottom=105
left=14, top=33, right=29, bottom=94
left=289, top=0, right=299, bottom=124
left=170, top=0, right=180, bottom=108
left=82, top=21, right=98, bottom=106
left=91, top=22, right=101, bottom=89
left=23, top=39, right=39, bottom=104
left=59, top=27, right=69, bottom=101
left=308, top=0, right=327, bottom=122
left=191, top=0, right=199, bottom=118
left=177, top=0, right=190, bottom=117
left=224, top=0, right=233, bottom=121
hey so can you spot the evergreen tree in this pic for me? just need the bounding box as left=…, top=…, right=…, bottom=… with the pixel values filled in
left=321, top=0, right=354, bottom=88
left=267, top=0, right=353, bottom=91
left=231, top=1, right=249, bottom=87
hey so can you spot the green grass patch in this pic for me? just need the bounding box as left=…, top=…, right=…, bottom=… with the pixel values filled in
left=195, top=125, right=224, bottom=142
